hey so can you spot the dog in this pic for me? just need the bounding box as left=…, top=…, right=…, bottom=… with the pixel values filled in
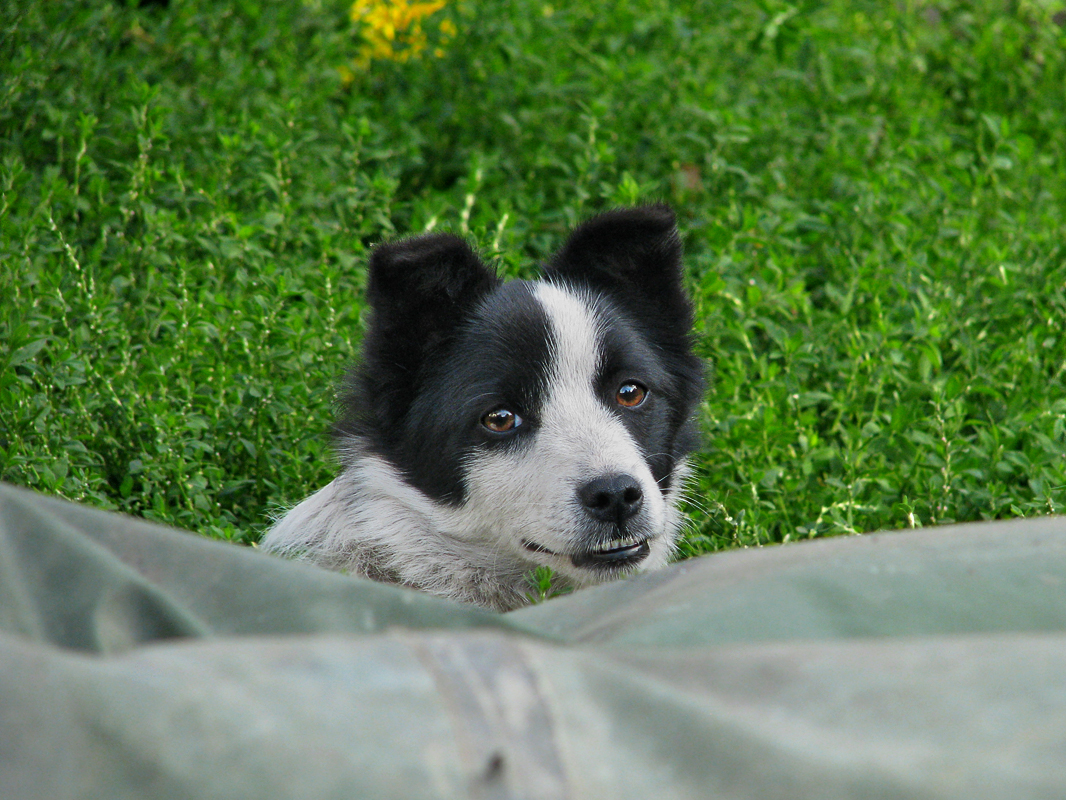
left=260, top=204, right=704, bottom=611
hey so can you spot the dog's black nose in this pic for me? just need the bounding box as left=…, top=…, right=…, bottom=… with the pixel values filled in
left=578, top=474, right=643, bottom=524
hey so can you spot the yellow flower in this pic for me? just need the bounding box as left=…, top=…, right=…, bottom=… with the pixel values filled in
left=349, top=0, right=452, bottom=66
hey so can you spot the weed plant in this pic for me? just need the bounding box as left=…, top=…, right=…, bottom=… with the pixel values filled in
left=1, top=0, right=1064, bottom=555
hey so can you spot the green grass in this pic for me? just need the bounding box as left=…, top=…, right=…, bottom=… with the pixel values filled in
left=2, top=0, right=1064, bottom=556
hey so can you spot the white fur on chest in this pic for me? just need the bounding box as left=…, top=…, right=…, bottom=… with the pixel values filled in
left=261, top=454, right=539, bottom=611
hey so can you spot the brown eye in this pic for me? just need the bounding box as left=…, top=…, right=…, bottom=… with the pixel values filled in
left=616, top=382, right=647, bottom=408
left=481, top=408, right=523, bottom=433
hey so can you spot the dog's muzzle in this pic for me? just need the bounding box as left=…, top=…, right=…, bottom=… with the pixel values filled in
left=521, top=472, right=654, bottom=570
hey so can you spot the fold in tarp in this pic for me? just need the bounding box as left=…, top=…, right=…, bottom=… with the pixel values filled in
left=2, top=482, right=1065, bottom=799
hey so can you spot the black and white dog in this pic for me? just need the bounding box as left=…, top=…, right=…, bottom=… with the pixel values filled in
left=261, top=205, right=704, bottom=611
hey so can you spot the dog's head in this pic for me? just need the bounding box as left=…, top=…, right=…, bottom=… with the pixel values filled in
left=336, top=205, right=704, bottom=589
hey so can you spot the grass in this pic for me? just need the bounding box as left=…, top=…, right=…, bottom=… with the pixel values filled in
left=1, top=0, right=1064, bottom=557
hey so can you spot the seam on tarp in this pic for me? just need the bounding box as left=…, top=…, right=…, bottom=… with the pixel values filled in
left=413, top=633, right=571, bottom=800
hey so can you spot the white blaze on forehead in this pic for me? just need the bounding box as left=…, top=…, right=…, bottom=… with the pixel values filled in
left=530, top=281, right=651, bottom=477
left=532, top=281, right=603, bottom=389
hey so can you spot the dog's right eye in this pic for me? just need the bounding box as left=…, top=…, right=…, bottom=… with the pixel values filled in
left=616, top=381, right=648, bottom=408
left=481, top=408, right=523, bottom=433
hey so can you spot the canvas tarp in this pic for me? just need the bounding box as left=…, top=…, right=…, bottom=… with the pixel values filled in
left=2, top=480, right=1065, bottom=799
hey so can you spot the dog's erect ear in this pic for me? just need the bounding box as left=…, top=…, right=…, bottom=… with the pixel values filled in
left=365, top=232, right=500, bottom=353
left=347, top=233, right=499, bottom=433
left=544, top=204, right=690, bottom=333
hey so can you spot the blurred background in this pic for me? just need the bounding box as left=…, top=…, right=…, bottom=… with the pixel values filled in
left=1, top=0, right=1064, bottom=555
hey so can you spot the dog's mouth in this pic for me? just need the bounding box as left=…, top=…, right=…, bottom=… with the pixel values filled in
left=521, top=536, right=651, bottom=570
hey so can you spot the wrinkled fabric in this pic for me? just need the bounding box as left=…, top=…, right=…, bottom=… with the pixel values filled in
left=2, top=482, right=1065, bottom=799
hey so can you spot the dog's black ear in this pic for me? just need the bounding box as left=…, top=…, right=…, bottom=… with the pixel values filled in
left=341, top=234, right=499, bottom=435
left=365, top=232, right=499, bottom=351
left=544, top=204, right=691, bottom=335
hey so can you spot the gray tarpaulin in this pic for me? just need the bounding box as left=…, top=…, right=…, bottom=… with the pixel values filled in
left=2, top=481, right=1065, bottom=799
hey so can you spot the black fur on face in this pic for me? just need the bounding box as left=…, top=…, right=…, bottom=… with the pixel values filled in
left=334, top=205, right=704, bottom=507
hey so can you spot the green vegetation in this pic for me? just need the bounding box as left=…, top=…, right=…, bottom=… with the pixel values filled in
left=2, top=1, right=1064, bottom=555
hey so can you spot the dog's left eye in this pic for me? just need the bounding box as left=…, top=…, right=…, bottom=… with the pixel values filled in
left=481, top=407, right=523, bottom=433
left=616, top=382, right=648, bottom=408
